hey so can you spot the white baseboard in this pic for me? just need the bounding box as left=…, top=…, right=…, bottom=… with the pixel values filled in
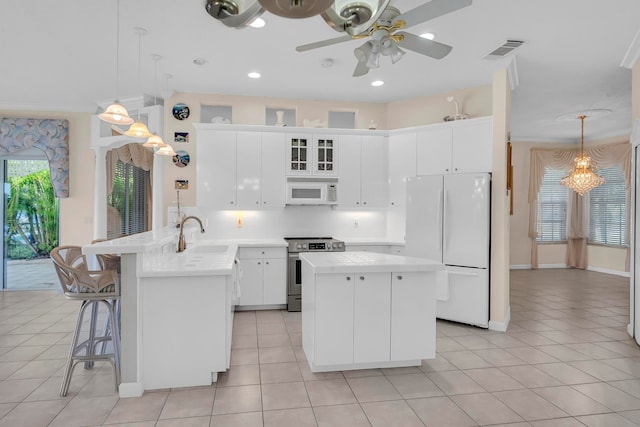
left=510, top=264, right=531, bottom=270
left=587, top=266, right=630, bottom=278
left=628, top=323, right=634, bottom=338
left=489, top=306, right=510, bottom=332
left=119, top=382, right=144, bottom=398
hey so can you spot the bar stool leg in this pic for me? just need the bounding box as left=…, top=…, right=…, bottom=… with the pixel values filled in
left=85, top=301, right=100, bottom=369
left=60, top=300, right=90, bottom=397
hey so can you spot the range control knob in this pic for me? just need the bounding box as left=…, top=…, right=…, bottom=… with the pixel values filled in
left=302, top=244, right=307, bottom=249
left=296, top=243, right=303, bottom=250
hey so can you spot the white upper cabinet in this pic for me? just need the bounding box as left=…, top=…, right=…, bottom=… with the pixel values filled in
left=197, top=129, right=237, bottom=209
left=388, top=132, right=417, bottom=208
left=236, top=132, right=262, bottom=208
left=416, top=117, right=492, bottom=176
left=196, top=127, right=285, bottom=208
left=286, top=133, right=338, bottom=177
left=260, top=133, right=286, bottom=207
left=338, top=134, right=388, bottom=208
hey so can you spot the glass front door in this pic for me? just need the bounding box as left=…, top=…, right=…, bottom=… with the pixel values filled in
left=1, top=154, right=59, bottom=290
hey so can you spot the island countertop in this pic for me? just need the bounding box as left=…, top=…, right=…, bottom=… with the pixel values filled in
left=299, top=251, right=443, bottom=274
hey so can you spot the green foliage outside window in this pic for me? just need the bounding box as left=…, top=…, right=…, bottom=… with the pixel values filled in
left=5, top=169, right=59, bottom=259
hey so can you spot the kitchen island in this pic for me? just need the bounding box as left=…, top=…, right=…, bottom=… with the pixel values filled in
left=83, top=230, right=286, bottom=396
left=300, top=251, right=443, bottom=372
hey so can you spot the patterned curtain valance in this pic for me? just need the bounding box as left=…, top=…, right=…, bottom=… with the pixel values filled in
left=0, top=118, right=69, bottom=198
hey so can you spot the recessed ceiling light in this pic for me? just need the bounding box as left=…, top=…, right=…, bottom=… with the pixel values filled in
left=420, top=32, right=435, bottom=40
left=193, top=58, right=206, bottom=66
left=249, top=17, right=266, bottom=28
left=248, top=72, right=261, bottom=79
left=371, top=80, right=384, bottom=87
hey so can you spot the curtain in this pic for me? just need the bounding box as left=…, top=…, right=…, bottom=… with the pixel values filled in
left=0, top=118, right=69, bottom=197
left=106, top=143, right=154, bottom=231
left=528, top=142, right=631, bottom=269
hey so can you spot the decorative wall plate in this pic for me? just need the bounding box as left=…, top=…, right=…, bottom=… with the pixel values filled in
left=172, top=103, right=190, bottom=120
left=172, top=150, right=190, bottom=168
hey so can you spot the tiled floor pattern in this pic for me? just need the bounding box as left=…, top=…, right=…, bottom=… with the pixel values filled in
left=1, top=268, right=640, bottom=426
left=4, top=258, right=59, bottom=290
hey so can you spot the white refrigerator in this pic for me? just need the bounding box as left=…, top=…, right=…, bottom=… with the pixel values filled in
left=405, top=173, right=490, bottom=328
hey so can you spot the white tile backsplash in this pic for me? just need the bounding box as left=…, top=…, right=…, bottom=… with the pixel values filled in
left=168, top=206, right=390, bottom=240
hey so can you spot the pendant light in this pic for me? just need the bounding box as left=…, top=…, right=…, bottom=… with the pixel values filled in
left=560, top=115, right=605, bottom=195
left=143, top=54, right=177, bottom=156
left=125, top=27, right=152, bottom=138
left=99, top=0, right=134, bottom=125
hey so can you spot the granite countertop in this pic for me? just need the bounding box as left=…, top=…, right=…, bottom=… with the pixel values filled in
left=300, top=251, right=443, bottom=274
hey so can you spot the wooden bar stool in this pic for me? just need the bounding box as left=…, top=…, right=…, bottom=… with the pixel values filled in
left=50, top=246, right=121, bottom=397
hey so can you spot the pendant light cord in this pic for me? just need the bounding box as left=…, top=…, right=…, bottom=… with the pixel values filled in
left=115, top=0, right=120, bottom=101
left=579, top=115, right=586, bottom=156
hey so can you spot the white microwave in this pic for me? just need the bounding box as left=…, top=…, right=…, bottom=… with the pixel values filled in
left=286, top=178, right=338, bottom=205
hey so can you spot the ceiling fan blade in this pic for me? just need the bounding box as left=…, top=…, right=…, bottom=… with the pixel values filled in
left=353, top=61, right=370, bottom=77
left=395, top=0, right=472, bottom=29
left=296, top=35, right=353, bottom=52
left=396, top=32, right=452, bottom=59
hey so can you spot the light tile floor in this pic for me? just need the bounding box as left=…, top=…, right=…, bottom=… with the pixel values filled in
left=1, top=268, right=640, bottom=426
left=5, top=258, right=59, bottom=290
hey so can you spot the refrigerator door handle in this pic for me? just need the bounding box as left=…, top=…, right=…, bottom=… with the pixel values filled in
left=448, top=270, right=480, bottom=277
left=443, top=189, right=448, bottom=253
left=438, top=189, right=444, bottom=253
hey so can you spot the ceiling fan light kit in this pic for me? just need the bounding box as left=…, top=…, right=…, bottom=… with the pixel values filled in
left=205, top=0, right=265, bottom=28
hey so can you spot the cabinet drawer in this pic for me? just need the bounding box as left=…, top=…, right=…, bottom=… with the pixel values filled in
left=238, top=247, right=286, bottom=259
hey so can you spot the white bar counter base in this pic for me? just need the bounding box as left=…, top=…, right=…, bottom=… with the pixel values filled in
left=300, top=251, right=443, bottom=373
left=83, top=230, right=286, bottom=397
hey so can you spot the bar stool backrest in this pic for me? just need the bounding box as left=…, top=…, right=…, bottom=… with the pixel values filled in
left=50, top=246, right=119, bottom=298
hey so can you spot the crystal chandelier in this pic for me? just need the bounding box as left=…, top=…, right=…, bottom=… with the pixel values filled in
left=560, top=115, right=605, bottom=195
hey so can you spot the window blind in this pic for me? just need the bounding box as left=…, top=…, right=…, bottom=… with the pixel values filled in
left=537, top=168, right=568, bottom=243
left=107, top=160, right=149, bottom=239
left=589, top=166, right=628, bottom=246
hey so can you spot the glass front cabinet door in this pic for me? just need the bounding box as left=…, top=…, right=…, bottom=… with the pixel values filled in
left=286, top=134, right=338, bottom=176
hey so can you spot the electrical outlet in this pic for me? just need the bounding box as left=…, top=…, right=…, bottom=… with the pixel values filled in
left=353, top=217, right=359, bottom=228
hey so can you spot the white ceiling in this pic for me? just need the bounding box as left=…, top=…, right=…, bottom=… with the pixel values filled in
left=0, top=0, right=638, bottom=143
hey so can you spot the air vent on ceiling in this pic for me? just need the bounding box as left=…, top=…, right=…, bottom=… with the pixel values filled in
left=484, top=40, right=524, bottom=59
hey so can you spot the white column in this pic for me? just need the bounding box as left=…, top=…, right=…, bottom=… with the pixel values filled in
left=93, top=146, right=108, bottom=240
left=152, top=152, right=164, bottom=230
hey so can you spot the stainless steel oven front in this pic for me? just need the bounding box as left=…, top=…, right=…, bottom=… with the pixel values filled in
left=285, top=237, right=344, bottom=312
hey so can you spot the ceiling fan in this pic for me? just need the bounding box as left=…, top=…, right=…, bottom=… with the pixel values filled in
left=296, top=0, right=472, bottom=77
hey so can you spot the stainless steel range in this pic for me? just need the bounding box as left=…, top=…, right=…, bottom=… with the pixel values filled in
left=285, top=237, right=345, bottom=311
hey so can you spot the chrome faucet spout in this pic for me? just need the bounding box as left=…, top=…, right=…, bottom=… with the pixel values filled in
left=177, top=216, right=206, bottom=253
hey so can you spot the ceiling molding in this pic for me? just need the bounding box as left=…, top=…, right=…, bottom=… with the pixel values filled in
left=507, top=56, right=519, bottom=90
left=512, top=129, right=631, bottom=144
left=621, top=28, right=640, bottom=69
left=0, top=102, right=94, bottom=114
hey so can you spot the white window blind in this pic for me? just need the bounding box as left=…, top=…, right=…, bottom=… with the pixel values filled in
left=589, top=166, right=628, bottom=246
left=107, top=160, right=149, bottom=239
left=537, top=168, right=568, bottom=243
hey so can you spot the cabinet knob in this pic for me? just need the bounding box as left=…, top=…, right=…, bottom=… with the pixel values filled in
left=359, top=276, right=365, bottom=281
left=346, top=277, right=351, bottom=281
left=256, top=201, right=259, bottom=204
left=356, top=202, right=360, bottom=205
left=261, top=251, right=265, bottom=254
left=263, top=201, right=267, bottom=204
left=257, top=262, right=261, bottom=265
left=397, top=275, right=403, bottom=280
left=363, top=202, right=367, bottom=205
left=445, top=168, right=449, bottom=172
left=266, top=261, right=269, bottom=265
left=230, top=201, right=234, bottom=204
left=454, top=168, right=458, bottom=171
left=391, top=202, right=395, bottom=206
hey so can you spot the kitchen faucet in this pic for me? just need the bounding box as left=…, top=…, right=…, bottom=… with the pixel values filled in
left=177, top=216, right=206, bottom=252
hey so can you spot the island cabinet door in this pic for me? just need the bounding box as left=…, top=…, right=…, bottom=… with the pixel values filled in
left=315, top=274, right=354, bottom=366
left=391, top=272, right=436, bottom=361
left=354, top=273, right=391, bottom=363
left=238, top=260, right=264, bottom=306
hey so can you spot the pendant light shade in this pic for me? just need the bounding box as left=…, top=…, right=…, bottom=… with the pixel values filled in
left=99, top=0, right=133, bottom=125
left=143, top=133, right=166, bottom=148
left=157, top=144, right=177, bottom=156
left=99, top=101, right=134, bottom=125
left=125, top=121, right=152, bottom=138
left=560, top=115, right=605, bottom=195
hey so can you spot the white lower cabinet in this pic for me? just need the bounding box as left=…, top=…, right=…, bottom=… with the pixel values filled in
left=305, top=269, right=436, bottom=371
left=354, top=273, right=391, bottom=363
left=238, top=247, right=287, bottom=307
